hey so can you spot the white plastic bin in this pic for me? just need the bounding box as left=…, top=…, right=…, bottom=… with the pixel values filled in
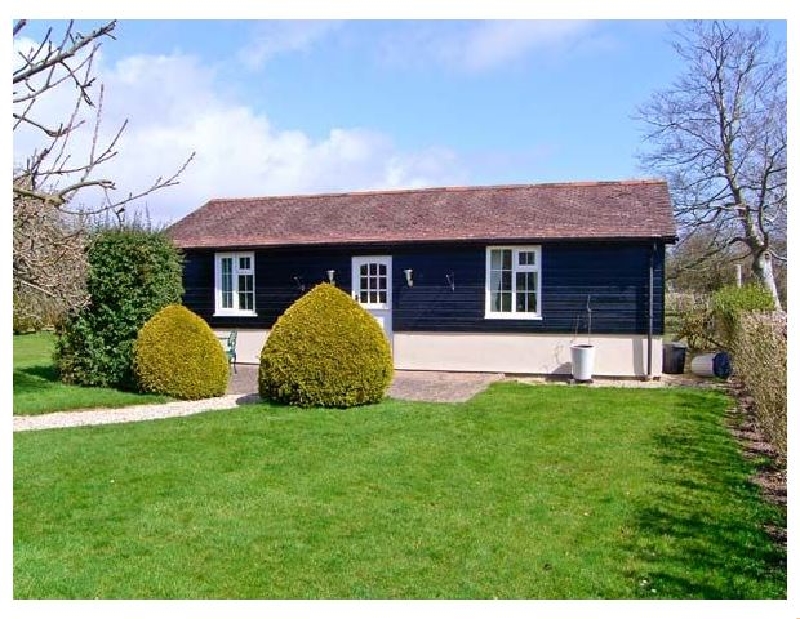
left=571, top=344, right=595, bottom=381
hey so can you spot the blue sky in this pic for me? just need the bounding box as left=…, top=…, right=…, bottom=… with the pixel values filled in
left=13, top=19, right=787, bottom=223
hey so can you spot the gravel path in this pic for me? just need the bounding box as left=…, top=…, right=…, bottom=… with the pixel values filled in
left=13, top=394, right=260, bottom=433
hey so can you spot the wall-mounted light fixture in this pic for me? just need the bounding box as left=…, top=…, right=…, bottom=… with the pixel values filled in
left=404, top=268, right=414, bottom=287
left=327, top=269, right=335, bottom=285
left=293, top=275, right=305, bottom=292
left=445, top=272, right=455, bottom=291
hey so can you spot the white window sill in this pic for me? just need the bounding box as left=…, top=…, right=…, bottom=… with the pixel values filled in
left=484, top=313, right=543, bottom=321
left=213, top=310, right=258, bottom=318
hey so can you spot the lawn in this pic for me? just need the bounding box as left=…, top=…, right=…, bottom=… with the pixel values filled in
left=13, top=382, right=785, bottom=599
left=13, top=332, right=169, bottom=415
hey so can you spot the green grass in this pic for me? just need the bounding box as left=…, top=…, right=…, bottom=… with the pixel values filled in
left=13, top=383, right=784, bottom=599
left=14, top=332, right=169, bottom=415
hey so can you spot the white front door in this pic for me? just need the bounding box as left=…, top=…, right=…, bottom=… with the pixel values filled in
left=351, top=256, right=392, bottom=342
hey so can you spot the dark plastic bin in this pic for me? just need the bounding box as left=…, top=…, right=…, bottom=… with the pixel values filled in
left=663, top=342, right=688, bottom=374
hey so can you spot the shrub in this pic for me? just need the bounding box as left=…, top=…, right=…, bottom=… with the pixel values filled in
left=672, top=293, right=718, bottom=351
left=134, top=305, right=228, bottom=400
left=711, top=284, right=775, bottom=351
left=259, top=283, right=393, bottom=408
left=731, top=312, right=786, bottom=462
left=54, top=229, right=183, bottom=389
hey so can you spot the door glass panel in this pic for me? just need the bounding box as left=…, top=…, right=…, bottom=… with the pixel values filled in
left=356, top=260, right=390, bottom=306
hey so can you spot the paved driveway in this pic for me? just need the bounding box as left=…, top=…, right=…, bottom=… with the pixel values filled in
left=228, top=365, right=502, bottom=403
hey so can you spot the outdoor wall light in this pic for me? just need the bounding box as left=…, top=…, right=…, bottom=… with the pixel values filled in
left=446, top=272, right=455, bottom=291
left=293, top=275, right=305, bottom=292
left=404, top=268, right=414, bottom=287
left=327, top=269, right=335, bottom=285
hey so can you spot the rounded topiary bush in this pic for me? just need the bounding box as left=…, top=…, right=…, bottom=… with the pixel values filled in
left=134, top=304, right=228, bottom=400
left=259, top=283, right=393, bottom=408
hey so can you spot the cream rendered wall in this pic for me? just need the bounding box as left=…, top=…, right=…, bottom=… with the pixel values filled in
left=393, top=333, right=662, bottom=377
left=220, top=328, right=662, bottom=378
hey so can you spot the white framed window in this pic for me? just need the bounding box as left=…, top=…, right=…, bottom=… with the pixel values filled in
left=485, top=246, right=542, bottom=320
left=214, top=252, right=256, bottom=317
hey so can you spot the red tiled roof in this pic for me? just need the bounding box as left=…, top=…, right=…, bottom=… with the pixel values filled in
left=167, top=180, right=676, bottom=249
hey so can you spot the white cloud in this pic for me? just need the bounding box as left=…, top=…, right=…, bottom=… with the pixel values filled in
left=238, top=20, right=341, bottom=70
left=13, top=46, right=465, bottom=225
left=382, top=20, right=599, bottom=72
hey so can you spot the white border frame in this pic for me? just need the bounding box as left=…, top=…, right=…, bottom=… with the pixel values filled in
left=484, top=245, right=543, bottom=320
left=214, top=251, right=258, bottom=317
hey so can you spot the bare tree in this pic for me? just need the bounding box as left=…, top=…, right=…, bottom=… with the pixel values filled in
left=637, top=20, right=786, bottom=309
left=13, top=19, right=194, bottom=323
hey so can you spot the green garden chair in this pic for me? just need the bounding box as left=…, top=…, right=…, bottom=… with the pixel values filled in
left=221, top=330, right=237, bottom=373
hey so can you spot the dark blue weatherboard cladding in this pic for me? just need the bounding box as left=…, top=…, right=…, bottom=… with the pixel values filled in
left=181, top=241, right=665, bottom=335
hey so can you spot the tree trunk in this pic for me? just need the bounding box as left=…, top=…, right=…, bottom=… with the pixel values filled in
left=751, top=249, right=782, bottom=311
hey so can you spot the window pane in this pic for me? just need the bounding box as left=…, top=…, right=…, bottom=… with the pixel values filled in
left=489, top=271, right=501, bottom=294
left=239, top=256, right=251, bottom=270
left=239, top=291, right=254, bottom=310
left=516, top=272, right=526, bottom=292
left=221, top=258, right=233, bottom=308
left=360, top=277, right=368, bottom=291
left=501, top=292, right=512, bottom=312
left=527, top=272, right=537, bottom=289
left=378, top=291, right=387, bottom=304
left=238, top=274, right=253, bottom=293
left=502, top=250, right=512, bottom=270
left=519, top=251, right=536, bottom=266
left=369, top=263, right=377, bottom=276
left=501, top=271, right=512, bottom=291
left=491, top=291, right=501, bottom=312
left=369, top=276, right=377, bottom=290
left=490, top=249, right=503, bottom=270
left=360, top=291, right=368, bottom=303
left=528, top=292, right=537, bottom=313
left=516, top=293, right=527, bottom=312
left=378, top=264, right=386, bottom=276
left=378, top=276, right=387, bottom=291
left=369, top=291, right=377, bottom=303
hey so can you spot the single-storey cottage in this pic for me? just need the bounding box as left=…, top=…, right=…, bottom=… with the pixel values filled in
left=167, top=179, right=676, bottom=377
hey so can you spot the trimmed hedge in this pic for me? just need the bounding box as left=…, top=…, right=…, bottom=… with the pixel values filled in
left=731, top=312, right=786, bottom=462
left=259, top=283, right=393, bottom=408
left=54, top=229, right=183, bottom=389
left=134, top=305, right=228, bottom=400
